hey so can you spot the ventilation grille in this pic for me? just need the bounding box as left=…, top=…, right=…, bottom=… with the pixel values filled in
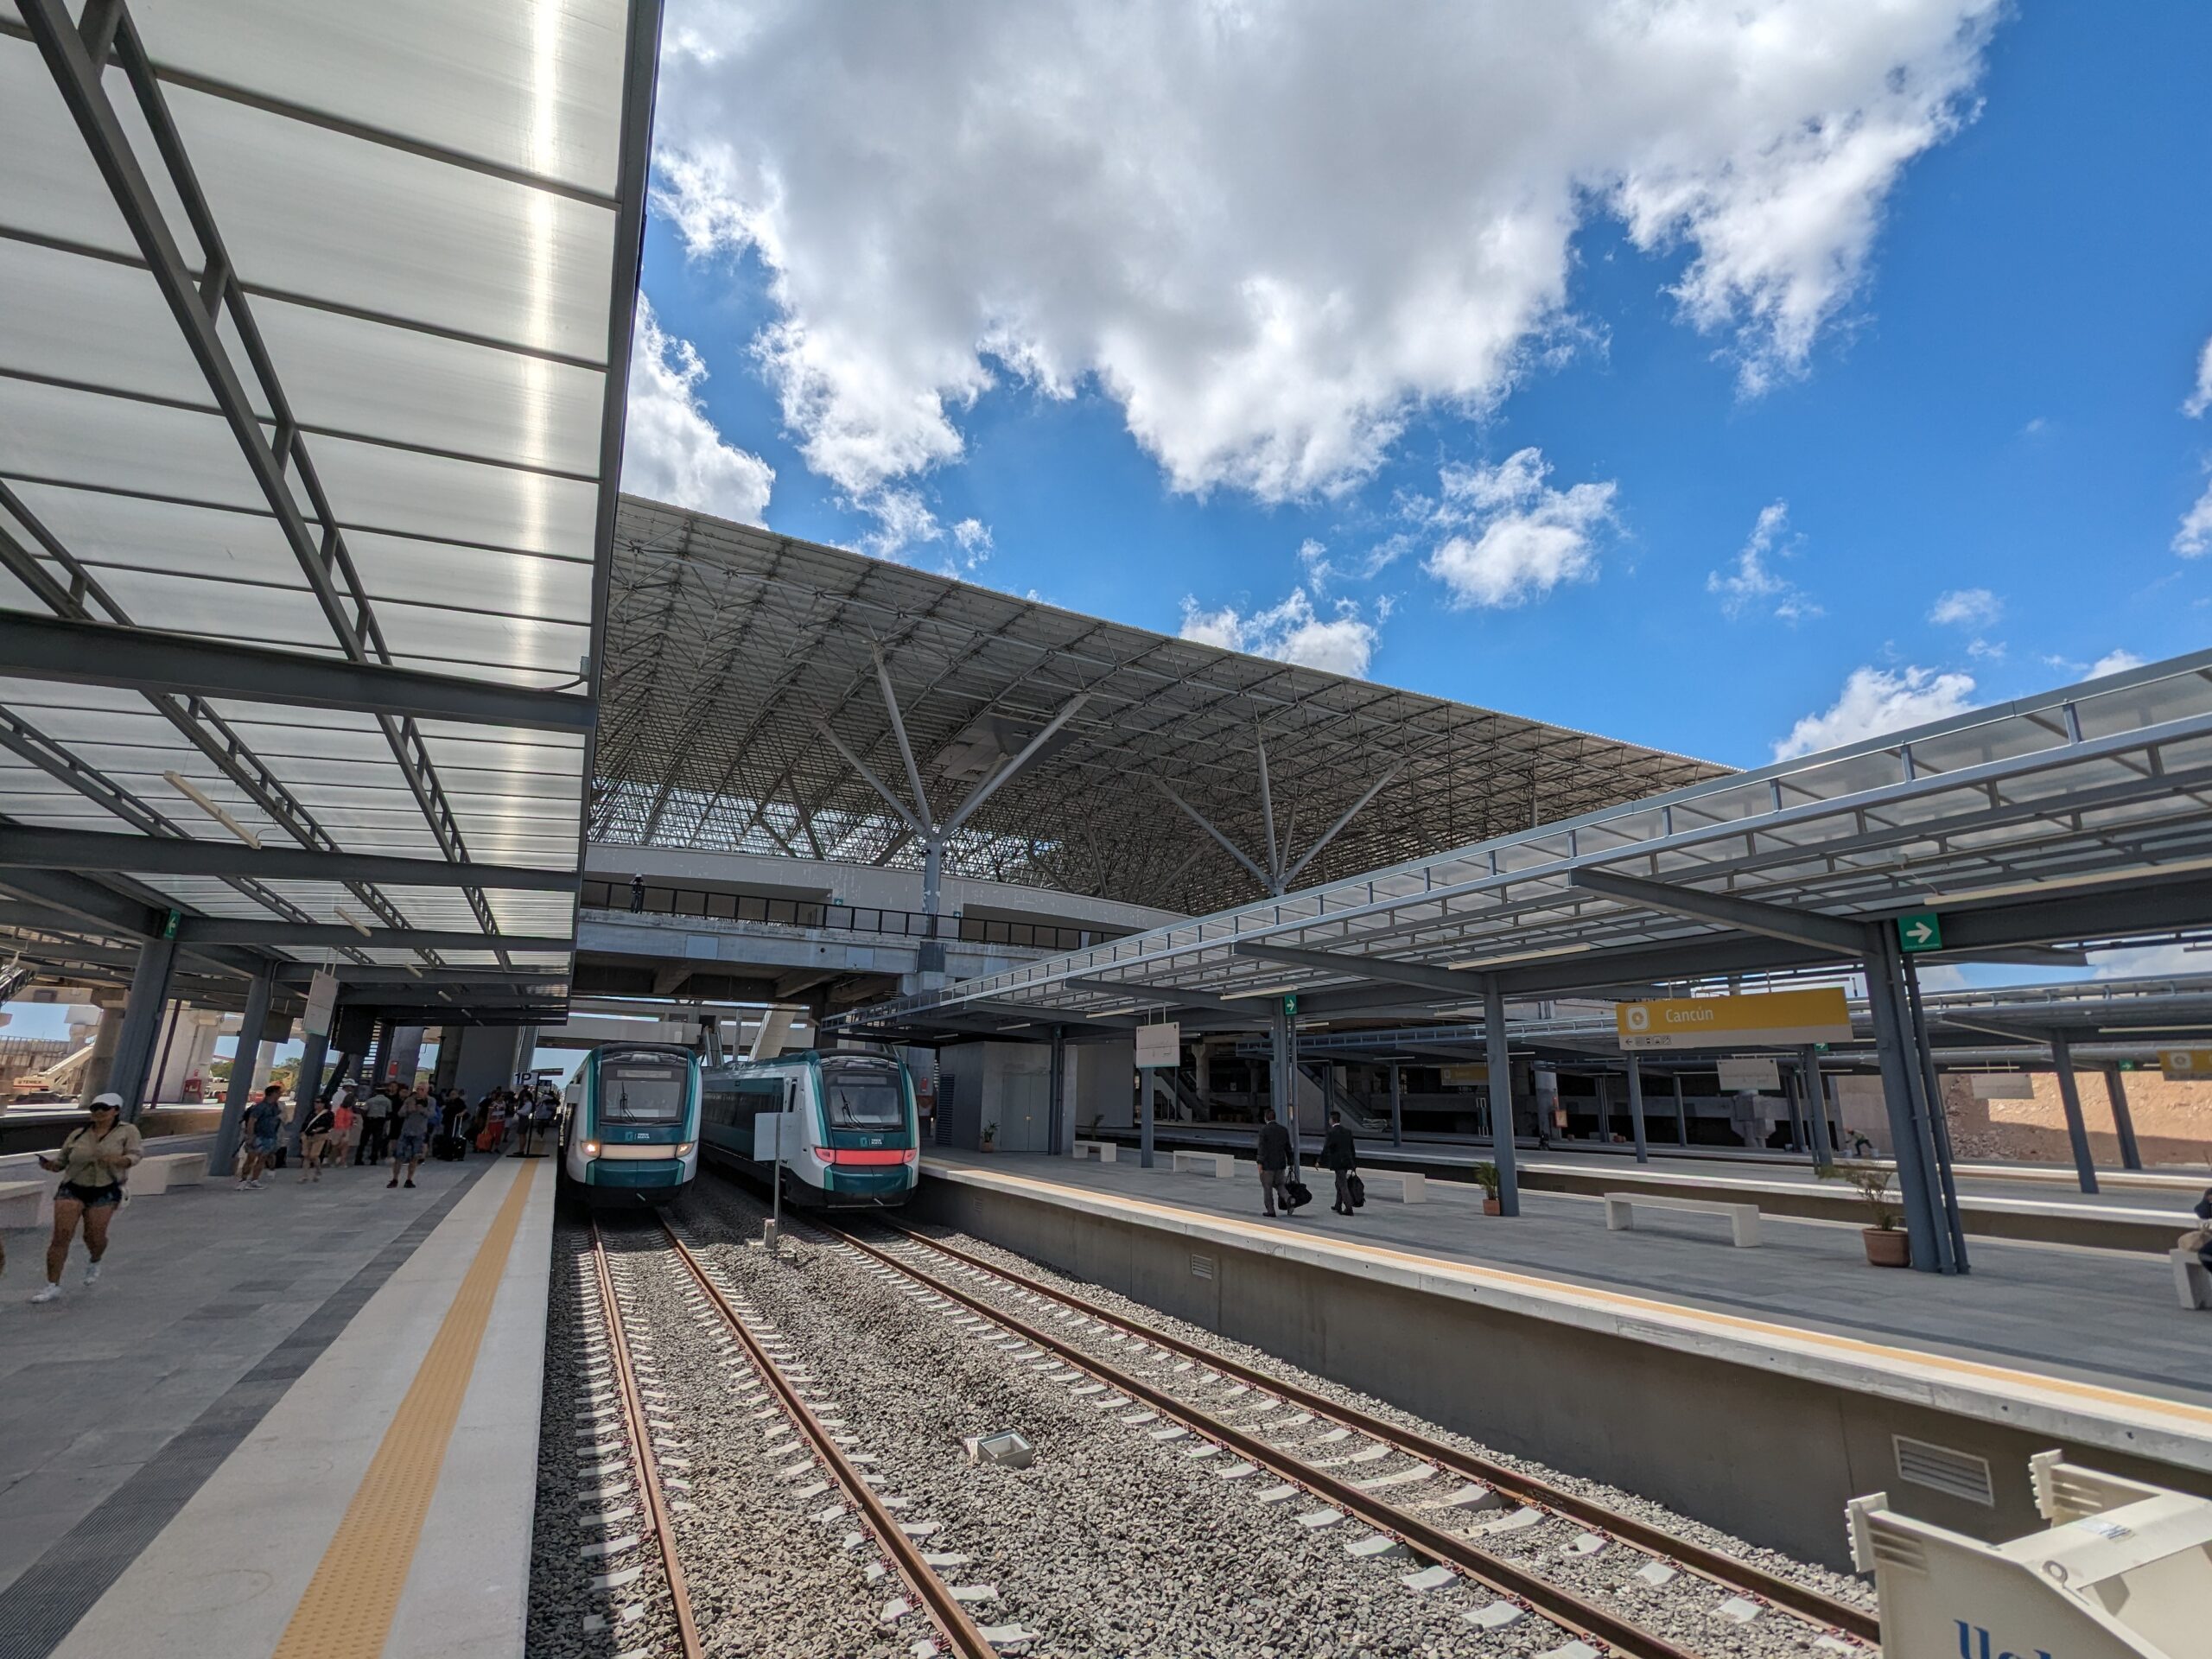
left=1190, top=1252, right=1215, bottom=1281
left=1894, top=1436, right=1995, bottom=1506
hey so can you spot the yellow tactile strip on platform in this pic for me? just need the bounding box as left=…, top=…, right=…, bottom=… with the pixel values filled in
left=272, top=1161, right=539, bottom=1659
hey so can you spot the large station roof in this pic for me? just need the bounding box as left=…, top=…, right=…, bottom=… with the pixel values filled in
left=594, top=497, right=1729, bottom=914
left=0, top=0, right=664, bottom=1024
left=838, top=649, right=2212, bottom=1039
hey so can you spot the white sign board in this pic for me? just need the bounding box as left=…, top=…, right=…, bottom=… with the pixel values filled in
left=303, top=969, right=339, bottom=1038
left=1716, top=1057, right=1780, bottom=1092
left=1968, top=1072, right=2037, bottom=1100
left=753, top=1111, right=794, bottom=1161
left=1134, top=1021, right=1181, bottom=1069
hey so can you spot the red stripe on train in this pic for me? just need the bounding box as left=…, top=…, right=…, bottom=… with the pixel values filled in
left=823, top=1147, right=918, bottom=1166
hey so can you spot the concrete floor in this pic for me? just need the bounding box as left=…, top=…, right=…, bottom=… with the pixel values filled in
left=933, top=1149, right=2212, bottom=1415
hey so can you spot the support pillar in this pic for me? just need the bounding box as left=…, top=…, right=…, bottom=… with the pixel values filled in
left=1672, top=1071, right=1687, bottom=1147
left=1799, top=1046, right=1833, bottom=1169
left=2049, top=1031, right=2100, bottom=1195
left=2102, top=1065, right=2144, bottom=1172
left=1904, top=966, right=1969, bottom=1274
left=1625, top=1054, right=1649, bottom=1163
left=1139, top=1063, right=1155, bottom=1169
left=1388, top=1061, right=1403, bottom=1149
left=1269, top=999, right=1299, bottom=1173
left=78, top=1004, right=124, bottom=1105
left=1482, top=978, right=1520, bottom=1217
left=1863, top=929, right=1957, bottom=1273
left=108, top=938, right=176, bottom=1120
left=290, top=1026, right=331, bottom=1155
left=1048, top=1026, right=1068, bottom=1154
left=385, top=1025, right=425, bottom=1090
left=213, top=967, right=276, bottom=1179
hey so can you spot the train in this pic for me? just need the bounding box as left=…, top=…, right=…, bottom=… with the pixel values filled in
left=699, top=1049, right=921, bottom=1208
left=559, top=1042, right=703, bottom=1203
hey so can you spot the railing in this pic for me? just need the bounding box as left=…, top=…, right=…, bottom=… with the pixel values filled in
left=581, top=878, right=1117, bottom=955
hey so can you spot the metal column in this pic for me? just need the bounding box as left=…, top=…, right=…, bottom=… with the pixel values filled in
left=2049, top=1031, right=2100, bottom=1195
left=1862, top=929, right=1957, bottom=1273
left=1671, top=1071, right=1687, bottom=1147
left=1799, top=1046, right=1834, bottom=1169
left=1270, top=997, right=1300, bottom=1173
left=108, top=937, right=176, bottom=1121
left=1047, top=1026, right=1067, bottom=1154
left=2102, top=1065, right=2144, bottom=1172
left=1139, top=1061, right=1156, bottom=1170
left=1625, top=1054, right=1649, bottom=1163
left=1783, top=1077, right=1807, bottom=1153
left=289, top=1026, right=331, bottom=1156
left=212, top=966, right=276, bottom=1179
left=1387, top=1061, right=1403, bottom=1149
left=1904, top=963, right=1970, bottom=1274
left=1482, top=978, right=1520, bottom=1217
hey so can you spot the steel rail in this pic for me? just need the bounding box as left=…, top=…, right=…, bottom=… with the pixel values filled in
left=652, top=1216, right=999, bottom=1659
left=586, top=1223, right=705, bottom=1659
left=871, top=1217, right=1879, bottom=1645
left=816, top=1219, right=1709, bottom=1659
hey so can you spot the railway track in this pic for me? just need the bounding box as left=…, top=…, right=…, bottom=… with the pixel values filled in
left=575, top=1218, right=997, bottom=1658
left=816, top=1211, right=1879, bottom=1659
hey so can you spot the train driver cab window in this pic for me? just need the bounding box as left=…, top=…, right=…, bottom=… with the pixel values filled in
left=600, top=1052, right=688, bottom=1122
left=820, top=1059, right=906, bottom=1128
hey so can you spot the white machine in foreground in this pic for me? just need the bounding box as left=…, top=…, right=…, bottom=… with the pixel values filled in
left=1849, top=1452, right=2211, bottom=1658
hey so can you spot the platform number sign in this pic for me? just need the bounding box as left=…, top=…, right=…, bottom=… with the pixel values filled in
left=1896, top=911, right=1942, bottom=953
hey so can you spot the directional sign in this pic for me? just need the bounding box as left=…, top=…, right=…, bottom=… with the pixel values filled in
left=1438, top=1063, right=1489, bottom=1085
left=1716, top=1057, right=1781, bottom=1091
left=1896, top=911, right=1942, bottom=953
left=2158, top=1048, right=2212, bottom=1079
left=1134, top=1021, right=1181, bottom=1068
left=1617, top=987, right=1852, bottom=1052
left=1281, top=994, right=1297, bottom=1017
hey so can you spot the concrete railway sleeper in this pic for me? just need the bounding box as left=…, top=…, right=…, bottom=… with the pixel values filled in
left=864, top=1216, right=1879, bottom=1649
left=815, top=1212, right=1868, bottom=1659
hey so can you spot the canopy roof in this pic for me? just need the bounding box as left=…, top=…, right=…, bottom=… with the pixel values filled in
left=836, top=650, right=2212, bottom=1038
left=594, top=498, right=1729, bottom=913
left=0, top=0, right=663, bottom=1022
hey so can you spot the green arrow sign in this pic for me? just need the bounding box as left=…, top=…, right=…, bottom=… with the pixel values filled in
left=1281, top=993, right=1298, bottom=1016
left=1897, top=911, right=1942, bottom=953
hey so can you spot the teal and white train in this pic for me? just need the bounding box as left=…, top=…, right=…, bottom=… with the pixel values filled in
left=559, top=1043, right=702, bottom=1203
left=700, top=1050, right=920, bottom=1208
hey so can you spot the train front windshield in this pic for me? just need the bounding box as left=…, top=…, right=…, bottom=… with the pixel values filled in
left=822, top=1062, right=906, bottom=1130
left=600, top=1052, right=690, bottom=1122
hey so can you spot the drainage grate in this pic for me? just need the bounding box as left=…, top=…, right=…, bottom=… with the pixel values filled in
left=1893, top=1435, right=1995, bottom=1506
left=1190, top=1252, right=1215, bottom=1281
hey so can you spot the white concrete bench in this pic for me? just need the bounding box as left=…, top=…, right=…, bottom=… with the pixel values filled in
left=1359, top=1170, right=1427, bottom=1204
left=127, top=1153, right=209, bottom=1197
left=0, top=1179, right=47, bottom=1230
left=1171, top=1149, right=1236, bottom=1178
left=2176, top=1249, right=2211, bottom=1312
left=1605, top=1192, right=1761, bottom=1247
left=1072, top=1140, right=1117, bottom=1164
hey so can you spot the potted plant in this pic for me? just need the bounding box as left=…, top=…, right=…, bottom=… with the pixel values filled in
left=1825, top=1161, right=1908, bottom=1267
left=1472, top=1160, right=1503, bottom=1217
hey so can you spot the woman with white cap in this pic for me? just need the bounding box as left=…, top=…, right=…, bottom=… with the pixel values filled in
left=30, top=1091, right=143, bottom=1303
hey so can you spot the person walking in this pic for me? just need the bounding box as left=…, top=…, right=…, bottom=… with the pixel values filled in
left=237, top=1084, right=285, bottom=1189
left=629, top=873, right=645, bottom=912
left=329, top=1084, right=360, bottom=1169
left=1255, top=1106, right=1296, bottom=1218
left=31, top=1092, right=142, bottom=1302
left=388, top=1091, right=432, bottom=1190
left=358, top=1084, right=394, bottom=1166
left=1320, top=1109, right=1360, bottom=1216
left=297, top=1095, right=336, bottom=1181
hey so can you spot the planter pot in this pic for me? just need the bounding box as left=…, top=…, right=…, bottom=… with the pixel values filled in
left=1862, top=1227, right=1910, bottom=1268
left=1481, top=1197, right=1503, bottom=1217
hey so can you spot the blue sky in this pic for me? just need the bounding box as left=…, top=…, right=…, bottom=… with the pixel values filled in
left=627, top=2, right=2212, bottom=771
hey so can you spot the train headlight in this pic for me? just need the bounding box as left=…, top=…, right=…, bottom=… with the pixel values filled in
left=677, top=1142, right=694, bottom=1156
left=583, top=1141, right=600, bottom=1156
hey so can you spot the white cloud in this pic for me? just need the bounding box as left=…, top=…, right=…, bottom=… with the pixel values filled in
left=621, top=296, right=774, bottom=523
left=1965, top=637, right=2005, bottom=661
left=1179, top=587, right=1379, bottom=678
left=1928, top=587, right=1999, bottom=626
left=2091, top=941, right=2198, bottom=980
left=1422, top=448, right=1618, bottom=608
left=859, top=487, right=941, bottom=557
left=2185, top=334, right=2212, bottom=418
left=1774, top=664, right=1977, bottom=760
left=2177, top=474, right=2212, bottom=557
left=653, top=3, right=1996, bottom=505
left=1707, top=500, right=1817, bottom=620
left=952, top=518, right=992, bottom=553
left=2088, top=649, right=2144, bottom=679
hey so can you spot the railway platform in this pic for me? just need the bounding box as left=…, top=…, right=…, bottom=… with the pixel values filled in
left=915, top=1149, right=2212, bottom=1568
left=0, top=1150, right=552, bottom=1659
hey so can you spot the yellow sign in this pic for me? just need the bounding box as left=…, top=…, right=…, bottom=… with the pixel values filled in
left=1438, top=1063, right=1489, bottom=1085
left=1617, top=988, right=1851, bottom=1052
left=2158, top=1048, right=2212, bottom=1079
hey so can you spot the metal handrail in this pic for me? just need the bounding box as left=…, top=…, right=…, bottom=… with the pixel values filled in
left=581, top=877, right=1120, bottom=954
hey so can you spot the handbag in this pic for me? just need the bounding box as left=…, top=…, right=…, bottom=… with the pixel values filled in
left=1284, top=1177, right=1313, bottom=1210
left=1347, top=1173, right=1366, bottom=1209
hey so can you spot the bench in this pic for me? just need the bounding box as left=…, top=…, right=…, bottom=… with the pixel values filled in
left=0, top=1179, right=46, bottom=1230
left=1358, top=1170, right=1427, bottom=1204
left=1605, top=1192, right=1761, bottom=1247
left=127, top=1153, right=210, bottom=1197
left=1171, top=1150, right=1236, bottom=1178
left=2176, top=1249, right=2211, bottom=1312
left=1072, top=1140, right=1117, bottom=1164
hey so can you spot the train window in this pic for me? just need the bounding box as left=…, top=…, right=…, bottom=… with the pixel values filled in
left=820, top=1060, right=906, bottom=1128
left=601, top=1054, right=689, bottom=1122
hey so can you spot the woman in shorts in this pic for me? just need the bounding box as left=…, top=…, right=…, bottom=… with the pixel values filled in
left=298, top=1096, right=336, bottom=1181
left=31, top=1091, right=141, bottom=1303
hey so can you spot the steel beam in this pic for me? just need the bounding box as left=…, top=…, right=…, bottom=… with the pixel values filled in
left=0, top=827, right=578, bottom=890
left=1567, top=868, right=1863, bottom=953
left=0, top=612, right=594, bottom=732
left=1279, top=765, right=1402, bottom=889
left=2047, top=1031, right=2101, bottom=1195
left=2102, top=1065, right=2145, bottom=1172
left=1232, top=940, right=1480, bottom=997
left=180, top=919, right=571, bottom=952
left=873, top=648, right=935, bottom=830
left=1154, top=781, right=1274, bottom=893
left=943, top=694, right=1090, bottom=836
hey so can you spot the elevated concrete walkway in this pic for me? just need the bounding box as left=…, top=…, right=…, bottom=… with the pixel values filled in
left=0, top=1148, right=550, bottom=1659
